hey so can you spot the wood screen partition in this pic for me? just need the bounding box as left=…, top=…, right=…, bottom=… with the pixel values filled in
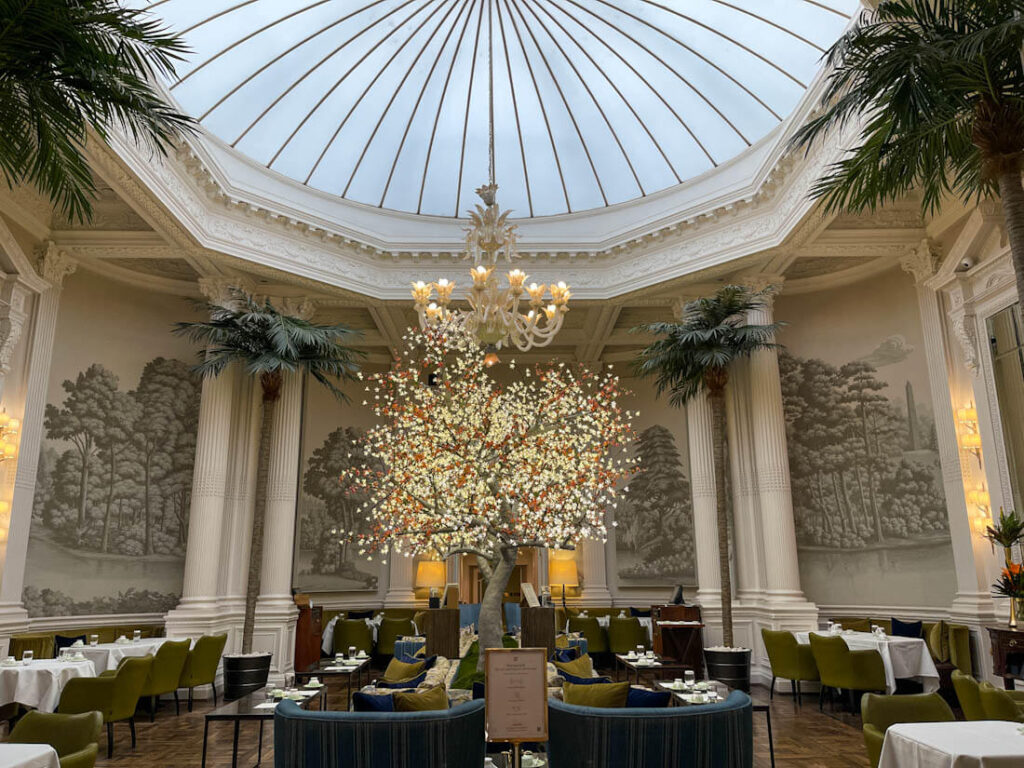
left=521, top=606, right=556, bottom=658
left=422, top=608, right=459, bottom=659
left=293, top=598, right=322, bottom=674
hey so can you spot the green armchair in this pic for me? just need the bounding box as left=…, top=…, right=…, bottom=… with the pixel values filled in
left=376, top=618, right=415, bottom=658
left=139, top=638, right=190, bottom=720
left=567, top=617, right=609, bottom=655
left=58, top=654, right=152, bottom=758
left=861, top=693, right=953, bottom=768
left=808, top=634, right=886, bottom=712
left=607, top=617, right=647, bottom=655
left=333, top=618, right=374, bottom=657
left=179, top=633, right=227, bottom=712
left=952, top=670, right=1024, bottom=720
left=8, top=710, right=102, bottom=768
left=979, top=686, right=1024, bottom=722
left=761, top=629, right=820, bottom=704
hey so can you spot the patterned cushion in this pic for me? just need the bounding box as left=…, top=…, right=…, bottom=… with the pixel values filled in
left=626, top=687, right=671, bottom=708
left=891, top=618, right=923, bottom=638
left=376, top=672, right=428, bottom=689
left=394, top=686, right=449, bottom=712
left=352, top=692, right=394, bottom=712
left=563, top=681, right=630, bottom=708
left=383, top=658, right=425, bottom=682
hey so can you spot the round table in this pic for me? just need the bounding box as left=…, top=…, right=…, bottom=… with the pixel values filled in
left=879, top=720, right=1024, bottom=767
left=0, top=744, right=60, bottom=768
left=0, top=659, right=95, bottom=713
left=77, top=637, right=167, bottom=673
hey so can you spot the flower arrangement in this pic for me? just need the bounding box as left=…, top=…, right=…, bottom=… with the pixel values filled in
left=986, top=508, right=1024, bottom=628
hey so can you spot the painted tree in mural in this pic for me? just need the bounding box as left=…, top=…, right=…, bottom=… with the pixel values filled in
left=302, top=426, right=380, bottom=588
left=343, top=325, right=635, bottom=663
left=617, top=425, right=695, bottom=581
left=778, top=351, right=948, bottom=550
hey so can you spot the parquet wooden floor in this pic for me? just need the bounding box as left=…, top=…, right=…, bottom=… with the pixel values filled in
left=42, top=685, right=869, bottom=767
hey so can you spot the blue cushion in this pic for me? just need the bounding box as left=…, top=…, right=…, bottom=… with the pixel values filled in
left=347, top=609, right=374, bottom=619
left=397, top=653, right=437, bottom=670
left=626, top=687, right=671, bottom=708
left=376, top=672, right=427, bottom=689
left=472, top=681, right=486, bottom=700
left=629, top=608, right=652, bottom=618
left=559, top=672, right=614, bottom=685
left=551, top=647, right=580, bottom=663
left=352, top=692, right=394, bottom=711
left=891, top=618, right=923, bottom=638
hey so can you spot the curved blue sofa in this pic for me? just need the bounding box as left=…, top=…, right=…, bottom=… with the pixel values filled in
left=274, top=698, right=486, bottom=768
left=547, top=690, right=753, bottom=768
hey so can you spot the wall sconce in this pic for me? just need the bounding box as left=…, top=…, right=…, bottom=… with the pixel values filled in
left=966, top=487, right=991, bottom=535
left=956, top=404, right=982, bottom=466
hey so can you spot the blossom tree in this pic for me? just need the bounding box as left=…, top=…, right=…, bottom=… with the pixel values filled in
left=343, top=325, right=635, bottom=659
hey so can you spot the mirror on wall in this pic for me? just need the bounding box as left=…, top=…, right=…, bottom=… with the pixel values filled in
left=988, top=303, right=1024, bottom=513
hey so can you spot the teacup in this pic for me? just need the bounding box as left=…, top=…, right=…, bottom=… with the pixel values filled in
left=308, top=676, right=320, bottom=686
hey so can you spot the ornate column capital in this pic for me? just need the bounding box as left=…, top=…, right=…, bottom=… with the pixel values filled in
left=275, top=297, right=317, bottom=321
left=900, top=239, right=940, bottom=284
left=36, top=243, right=76, bottom=288
left=739, top=273, right=785, bottom=295
left=198, top=276, right=254, bottom=308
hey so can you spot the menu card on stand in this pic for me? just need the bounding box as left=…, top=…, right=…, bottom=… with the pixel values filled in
left=484, top=647, right=548, bottom=765
left=521, top=583, right=540, bottom=608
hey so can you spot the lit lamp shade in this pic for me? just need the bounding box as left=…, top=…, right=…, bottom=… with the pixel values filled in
left=548, top=558, right=579, bottom=589
left=415, top=560, right=447, bottom=590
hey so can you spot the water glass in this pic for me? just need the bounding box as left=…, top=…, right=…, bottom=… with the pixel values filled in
left=285, top=673, right=295, bottom=690
left=645, top=649, right=655, bottom=660
left=635, top=645, right=644, bottom=656
left=684, top=670, right=696, bottom=687
left=348, top=646, right=356, bottom=659
left=21, top=650, right=32, bottom=663
left=132, top=629, right=141, bottom=643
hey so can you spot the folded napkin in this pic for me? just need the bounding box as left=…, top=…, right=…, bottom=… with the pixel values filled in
left=71, top=639, right=84, bottom=647
left=115, top=636, right=129, bottom=645
left=254, top=702, right=278, bottom=710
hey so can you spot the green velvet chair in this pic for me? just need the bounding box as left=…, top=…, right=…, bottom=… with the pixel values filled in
left=376, top=618, right=415, bottom=658
left=138, top=638, right=190, bottom=720
left=333, top=618, right=374, bottom=657
left=761, top=629, right=820, bottom=704
left=178, top=633, right=227, bottom=712
left=8, top=710, right=102, bottom=768
left=808, top=634, right=885, bottom=712
left=607, top=617, right=647, bottom=654
left=979, top=686, right=1024, bottom=722
left=9, top=633, right=54, bottom=662
left=567, top=617, right=609, bottom=655
left=861, top=693, right=953, bottom=768
left=58, top=654, right=152, bottom=758
left=952, top=670, right=1024, bottom=720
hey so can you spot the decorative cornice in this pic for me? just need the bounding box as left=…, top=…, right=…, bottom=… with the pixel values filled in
left=36, top=243, right=76, bottom=288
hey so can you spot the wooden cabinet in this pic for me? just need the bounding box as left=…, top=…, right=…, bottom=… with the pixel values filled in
left=422, top=608, right=460, bottom=660
left=988, top=627, right=1024, bottom=689
left=652, top=604, right=704, bottom=677
left=521, top=606, right=556, bottom=657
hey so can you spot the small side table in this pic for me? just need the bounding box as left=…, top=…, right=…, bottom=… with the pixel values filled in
left=987, top=626, right=1024, bottom=689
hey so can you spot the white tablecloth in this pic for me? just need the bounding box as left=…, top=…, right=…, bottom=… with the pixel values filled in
left=879, top=721, right=1024, bottom=768
left=78, top=637, right=166, bottom=674
left=794, top=631, right=939, bottom=694
left=0, top=744, right=60, bottom=768
left=0, top=660, right=95, bottom=713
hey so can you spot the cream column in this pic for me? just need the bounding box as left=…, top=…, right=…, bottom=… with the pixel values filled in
left=687, top=391, right=722, bottom=608
left=744, top=278, right=806, bottom=602
left=384, top=549, right=417, bottom=608
left=0, top=246, right=75, bottom=625
left=578, top=537, right=611, bottom=605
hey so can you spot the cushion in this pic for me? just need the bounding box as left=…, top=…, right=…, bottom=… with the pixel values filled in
left=560, top=672, right=613, bottom=685
left=383, top=657, right=425, bottom=682
left=626, top=687, right=672, bottom=708
left=926, top=621, right=951, bottom=663
left=891, top=618, right=923, bottom=639
left=629, top=608, right=652, bottom=618
left=397, top=652, right=437, bottom=670
left=376, top=672, right=427, bottom=689
left=394, top=685, right=449, bottom=712
left=551, top=648, right=579, bottom=663
left=347, top=610, right=374, bottom=619
left=553, top=654, right=594, bottom=679
left=472, top=681, right=486, bottom=700
left=837, top=618, right=871, bottom=633
left=563, top=681, right=630, bottom=708
left=352, top=692, right=394, bottom=712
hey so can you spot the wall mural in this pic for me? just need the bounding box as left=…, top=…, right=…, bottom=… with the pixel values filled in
left=24, top=358, right=200, bottom=617
left=614, top=422, right=696, bottom=587
left=776, top=272, right=956, bottom=608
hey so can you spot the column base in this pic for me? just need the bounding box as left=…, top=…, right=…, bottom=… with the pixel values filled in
left=577, top=587, right=613, bottom=607
left=254, top=595, right=298, bottom=685
left=948, top=591, right=1000, bottom=683
left=383, top=590, right=419, bottom=609
left=0, top=602, right=29, bottom=656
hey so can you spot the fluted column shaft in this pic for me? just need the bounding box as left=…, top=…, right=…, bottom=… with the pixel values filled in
left=747, top=298, right=804, bottom=599
left=687, top=392, right=721, bottom=599
left=179, top=366, right=235, bottom=605
left=579, top=538, right=611, bottom=605
left=385, top=541, right=416, bottom=607
left=726, top=360, right=765, bottom=599
left=258, top=370, right=303, bottom=602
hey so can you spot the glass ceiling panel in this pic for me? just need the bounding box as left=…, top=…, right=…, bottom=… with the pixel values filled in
left=143, top=0, right=860, bottom=218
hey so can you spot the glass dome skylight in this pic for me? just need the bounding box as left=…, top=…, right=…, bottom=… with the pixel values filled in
left=147, top=0, right=859, bottom=218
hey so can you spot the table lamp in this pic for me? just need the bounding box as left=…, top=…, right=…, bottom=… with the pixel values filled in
left=548, top=558, right=579, bottom=612
left=416, top=560, right=447, bottom=608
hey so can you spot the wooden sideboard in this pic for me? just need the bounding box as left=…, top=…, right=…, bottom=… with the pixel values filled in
left=988, top=626, right=1024, bottom=689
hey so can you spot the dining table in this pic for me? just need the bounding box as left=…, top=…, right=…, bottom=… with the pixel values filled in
left=76, top=637, right=169, bottom=674
left=0, top=658, right=95, bottom=713
left=794, top=630, right=939, bottom=695
left=878, top=720, right=1024, bottom=767
left=0, top=744, right=60, bottom=768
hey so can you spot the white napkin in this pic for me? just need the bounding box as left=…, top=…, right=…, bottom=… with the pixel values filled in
left=115, top=636, right=129, bottom=645
left=71, top=639, right=84, bottom=647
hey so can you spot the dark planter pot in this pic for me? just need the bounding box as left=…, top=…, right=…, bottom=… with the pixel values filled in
left=223, top=653, right=272, bottom=701
left=704, top=648, right=751, bottom=693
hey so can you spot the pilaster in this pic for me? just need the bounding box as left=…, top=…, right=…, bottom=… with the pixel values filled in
left=578, top=538, right=612, bottom=605
left=384, top=547, right=417, bottom=608
left=686, top=390, right=722, bottom=641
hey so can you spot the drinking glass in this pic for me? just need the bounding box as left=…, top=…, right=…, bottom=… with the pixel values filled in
left=684, top=670, right=696, bottom=687
left=285, top=673, right=295, bottom=690
left=349, top=646, right=357, bottom=660
left=21, top=650, right=32, bottom=663
left=132, top=629, right=141, bottom=643
left=635, top=645, right=644, bottom=656
left=89, top=634, right=98, bottom=646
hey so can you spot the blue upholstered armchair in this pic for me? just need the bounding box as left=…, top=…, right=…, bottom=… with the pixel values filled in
left=460, top=603, right=481, bottom=629
left=547, top=691, right=753, bottom=768
left=274, top=699, right=486, bottom=768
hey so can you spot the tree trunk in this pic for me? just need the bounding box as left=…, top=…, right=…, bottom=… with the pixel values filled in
left=476, top=546, right=517, bottom=670
left=76, top=439, right=92, bottom=531
left=997, top=169, right=1024, bottom=303
left=143, top=453, right=153, bottom=556
left=102, top=450, right=115, bottom=553
left=707, top=387, right=734, bottom=648
left=241, top=391, right=278, bottom=655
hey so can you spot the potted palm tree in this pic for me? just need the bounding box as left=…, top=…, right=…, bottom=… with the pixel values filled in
left=0, top=0, right=194, bottom=222
left=792, top=0, right=1024, bottom=300
left=175, top=292, right=362, bottom=698
left=633, top=286, right=780, bottom=692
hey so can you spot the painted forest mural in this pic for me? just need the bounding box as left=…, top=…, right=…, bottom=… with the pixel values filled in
left=615, top=424, right=696, bottom=585
left=24, top=358, right=200, bottom=616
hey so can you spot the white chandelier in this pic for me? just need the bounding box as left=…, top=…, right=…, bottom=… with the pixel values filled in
left=411, top=8, right=570, bottom=355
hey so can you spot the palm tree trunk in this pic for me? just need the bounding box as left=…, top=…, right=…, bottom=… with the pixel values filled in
left=241, top=391, right=278, bottom=655
left=708, top=387, right=734, bottom=647
left=477, top=546, right=517, bottom=670
left=997, top=169, right=1024, bottom=303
